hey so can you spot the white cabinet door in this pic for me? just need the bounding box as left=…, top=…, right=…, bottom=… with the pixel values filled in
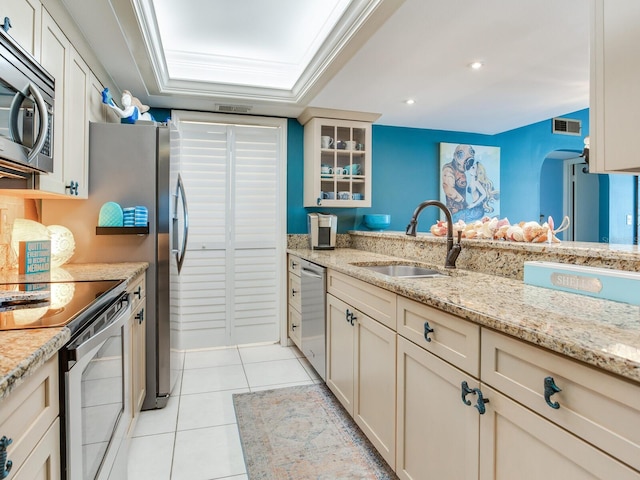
left=2, top=0, right=41, bottom=57
left=64, top=48, right=90, bottom=198
left=353, top=310, right=396, bottom=469
left=326, top=293, right=355, bottom=413
left=38, top=10, right=68, bottom=195
left=479, top=385, right=640, bottom=480
left=590, top=0, right=640, bottom=173
left=396, top=336, right=480, bottom=480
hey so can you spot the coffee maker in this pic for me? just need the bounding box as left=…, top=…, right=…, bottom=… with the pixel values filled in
left=308, top=213, right=337, bottom=250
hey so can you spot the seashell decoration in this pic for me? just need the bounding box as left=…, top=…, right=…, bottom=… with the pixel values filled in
left=429, top=216, right=570, bottom=243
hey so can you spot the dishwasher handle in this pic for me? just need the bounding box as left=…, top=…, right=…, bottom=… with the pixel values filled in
left=301, top=266, right=324, bottom=279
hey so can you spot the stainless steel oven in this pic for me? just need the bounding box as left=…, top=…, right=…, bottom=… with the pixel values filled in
left=0, top=279, right=128, bottom=480
left=60, top=292, right=130, bottom=480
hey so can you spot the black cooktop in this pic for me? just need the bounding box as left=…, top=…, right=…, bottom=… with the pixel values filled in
left=0, top=280, right=125, bottom=332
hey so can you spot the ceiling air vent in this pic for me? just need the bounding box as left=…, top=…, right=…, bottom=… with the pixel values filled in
left=552, top=117, right=582, bottom=136
left=215, top=104, right=253, bottom=114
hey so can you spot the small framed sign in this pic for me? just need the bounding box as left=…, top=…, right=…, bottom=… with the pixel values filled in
left=19, top=240, right=51, bottom=275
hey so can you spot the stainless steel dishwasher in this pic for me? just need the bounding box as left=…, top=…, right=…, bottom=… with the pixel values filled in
left=300, top=259, right=326, bottom=380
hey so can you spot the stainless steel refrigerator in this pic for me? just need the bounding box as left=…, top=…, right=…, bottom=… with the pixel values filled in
left=42, top=121, right=185, bottom=410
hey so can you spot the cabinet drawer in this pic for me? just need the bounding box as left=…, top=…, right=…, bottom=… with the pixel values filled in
left=128, top=273, right=146, bottom=312
left=288, top=304, right=302, bottom=349
left=327, top=270, right=396, bottom=330
left=397, top=296, right=479, bottom=377
left=288, top=255, right=302, bottom=275
left=0, top=355, right=59, bottom=476
left=288, top=272, right=301, bottom=312
left=481, top=329, right=640, bottom=472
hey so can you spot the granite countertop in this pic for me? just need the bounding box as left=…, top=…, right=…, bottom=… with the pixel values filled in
left=288, top=247, right=640, bottom=384
left=0, top=262, right=148, bottom=402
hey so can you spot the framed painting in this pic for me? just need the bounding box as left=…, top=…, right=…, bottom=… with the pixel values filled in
left=439, top=143, right=500, bottom=223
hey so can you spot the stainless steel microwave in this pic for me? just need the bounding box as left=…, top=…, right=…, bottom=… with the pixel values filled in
left=0, top=28, right=54, bottom=179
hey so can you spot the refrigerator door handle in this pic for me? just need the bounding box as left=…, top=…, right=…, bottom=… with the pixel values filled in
left=172, top=174, right=189, bottom=273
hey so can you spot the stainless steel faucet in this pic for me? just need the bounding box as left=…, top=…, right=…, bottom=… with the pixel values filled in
left=406, top=200, right=462, bottom=269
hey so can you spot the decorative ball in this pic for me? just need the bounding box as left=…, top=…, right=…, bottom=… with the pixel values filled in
left=47, top=225, right=76, bottom=267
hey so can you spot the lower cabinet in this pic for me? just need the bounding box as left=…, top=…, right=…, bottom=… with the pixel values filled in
left=396, top=336, right=480, bottom=480
left=0, top=354, right=60, bottom=480
left=326, top=293, right=396, bottom=469
left=287, top=255, right=302, bottom=349
left=128, top=272, right=147, bottom=427
left=321, top=268, right=640, bottom=479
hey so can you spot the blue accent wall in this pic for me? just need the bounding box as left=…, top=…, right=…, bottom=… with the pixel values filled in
left=493, top=109, right=590, bottom=222
left=286, top=108, right=637, bottom=243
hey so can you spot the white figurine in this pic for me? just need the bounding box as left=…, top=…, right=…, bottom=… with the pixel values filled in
left=102, top=88, right=154, bottom=124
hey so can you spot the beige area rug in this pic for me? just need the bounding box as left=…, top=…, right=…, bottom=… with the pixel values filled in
left=233, top=383, right=398, bottom=479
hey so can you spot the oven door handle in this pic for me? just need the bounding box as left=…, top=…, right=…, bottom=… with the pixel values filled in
left=68, top=303, right=131, bottom=362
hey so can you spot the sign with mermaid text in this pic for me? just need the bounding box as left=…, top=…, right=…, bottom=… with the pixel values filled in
left=439, top=143, right=500, bottom=223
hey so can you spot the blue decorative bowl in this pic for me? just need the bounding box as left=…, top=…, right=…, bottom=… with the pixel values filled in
left=363, top=214, right=391, bottom=231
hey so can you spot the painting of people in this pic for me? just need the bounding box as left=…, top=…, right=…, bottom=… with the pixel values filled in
left=439, top=143, right=500, bottom=223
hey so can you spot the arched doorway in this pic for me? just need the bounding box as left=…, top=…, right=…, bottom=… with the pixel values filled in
left=539, top=150, right=600, bottom=241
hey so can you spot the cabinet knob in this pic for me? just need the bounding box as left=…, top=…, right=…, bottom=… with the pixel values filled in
left=135, top=308, right=145, bottom=324
left=291, top=323, right=297, bottom=331
left=543, top=376, right=562, bottom=409
left=134, top=286, right=142, bottom=299
left=1, top=17, right=11, bottom=33
left=291, top=288, right=298, bottom=297
left=0, top=436, right=13, bottom=479
left=423, top=321, right=434, bottom=342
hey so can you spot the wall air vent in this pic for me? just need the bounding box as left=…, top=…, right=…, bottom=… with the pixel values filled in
left=215, top=104, right=253, bottom=114
left=552, top=118, right=582, bottom=136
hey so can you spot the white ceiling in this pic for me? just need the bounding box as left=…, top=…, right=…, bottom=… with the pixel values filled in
left=61, top=0, right=590, bottom=135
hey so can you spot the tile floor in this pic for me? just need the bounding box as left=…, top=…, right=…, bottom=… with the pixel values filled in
left=127, top=343, right=321, bottom=480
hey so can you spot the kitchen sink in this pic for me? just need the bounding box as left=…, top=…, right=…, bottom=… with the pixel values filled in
left=352, top=263, right=447, bottom=278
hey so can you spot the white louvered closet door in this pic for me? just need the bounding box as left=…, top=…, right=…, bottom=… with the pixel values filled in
left=171, top=112, right=286, bottom=349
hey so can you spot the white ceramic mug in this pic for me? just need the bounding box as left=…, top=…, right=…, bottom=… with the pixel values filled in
left=321, top=136, right=334, bottom=149
left=344, top=140, right=357, bottom=150
left=338, top=191, right=350, bottom=200
left=321, top=164, right=331, bottom=174
left=329, top=167, right=346, bottom=175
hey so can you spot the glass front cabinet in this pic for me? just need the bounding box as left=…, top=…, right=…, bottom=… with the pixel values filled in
left=302, top=117, right=373, bottom=207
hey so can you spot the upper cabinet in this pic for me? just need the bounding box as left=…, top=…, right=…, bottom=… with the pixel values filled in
left=299, top=108, right=380, bottom=208
left=1, top=0, right=41, bottom=58
left=590, top=0, right=640, bottom=173
left=37, top=8, right=99, bottom=198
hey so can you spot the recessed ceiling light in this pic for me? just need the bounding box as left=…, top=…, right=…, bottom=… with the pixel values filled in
left=405, top=99, right=415, bottom=105
left=470, top=62, right=484, bottom=70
